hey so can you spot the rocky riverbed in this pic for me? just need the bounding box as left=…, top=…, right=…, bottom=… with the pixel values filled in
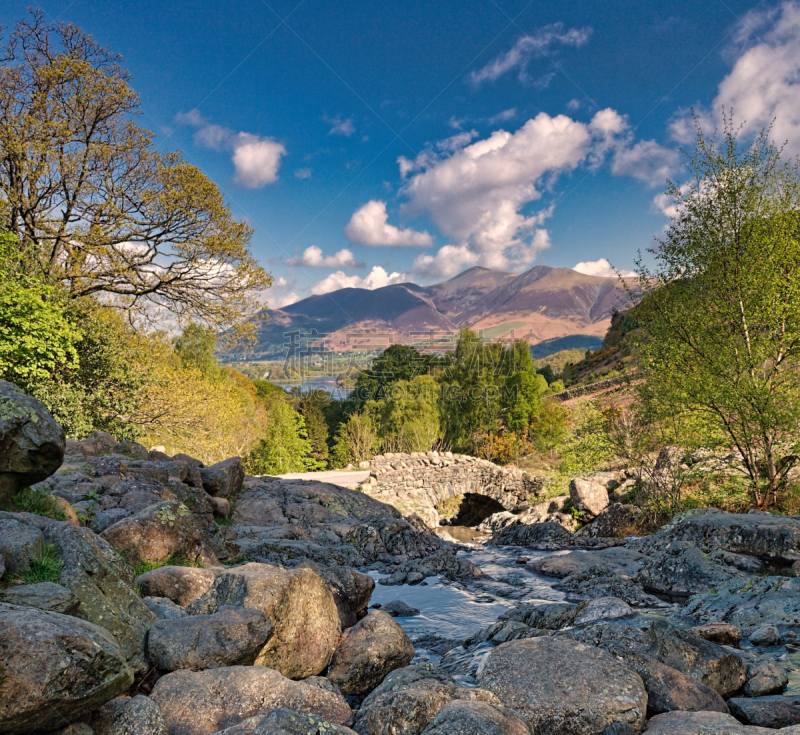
left=3, top=379, right=800, bottom=734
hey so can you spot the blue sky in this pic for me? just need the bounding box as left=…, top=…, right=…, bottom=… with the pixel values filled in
left=4, top=0, right=800, bottom=307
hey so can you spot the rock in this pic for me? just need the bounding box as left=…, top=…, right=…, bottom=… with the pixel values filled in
left=56, top=496, right=82, bottom=526
left=142, top=596, right=188, bottom=620
left=69, top=431, right=119, bottom=456
left=602, top=726, right=634, bottom=735
left=689, top=622, right=742, bottom=647
left=570, top=477, right=610, bottom=518
left=793, top=560, right=800, bottom=577
left=725, top=646, right=789, bottom=696
left=581, top=504, right=641, bottom=538
left=643, top=711, right=772, bottom=734
left=0, top=553, right=4, bottom=578
left=749, top=624, right=781, bottom=646
left=527, top=547, right=645, bottom=579
left=611, top=648, right=729, bottom=717
left=43, top=523, right=156, bottom=674
left=136, top=565, right=220, bottom=607
left=638, top=620, right=747, bottom=698
left=147, top=605, right=272, bottom=671
left=200, top=457, right=245, bottom=498
left=92, top=695, right=168, bottom=735
left=354, top=664, right=501, bottom=735
left=709, top=549, right=764, bottom=574
left=0, top=379, right=66, bottom=506
left=727, top=696, right=800, bottom=728
left=555, top=565, right=664, bottom=608
left=150, top=665, right=352, bottom=735
left=499, top=600, right=578, bottom=630
left=210, top=497, right=230, bottom=517
left=0, top=581, right=79, bottom=614
left=574, top=597, right=635, bottom=626
left=55, top=725, right=95, bottom=735
left=101, top=500, right=216, bottom=567
left=420, top=700, right=532, bottom=735
left=477, top=511, right=518, bottom=534
left=298, top=561, right=375, bottom=629
left=116, top=440, right=150, bottom=459
left=477, top=637, right=648, bottom=734
left=380, top=599, right=421, bottom=617
left=327, top=610, right=415, bottom=696
left=251, top=708, right=357, bottom=735
left=490, top=521, right=574, bottom=547
left=186, top=562, right=340, bottom=679
left=0, top=518, right=44, bottom=575
left=0, top=602, right=133, bottom=734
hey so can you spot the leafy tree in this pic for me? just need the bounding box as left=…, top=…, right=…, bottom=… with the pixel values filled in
left=332, top=412, right=380, bottom=467
left=174, top=323, right=220, bottom=378
left=635, top=117, right=800, bottom=508
left=376, top=375, right=441, bottom=453
left=0, top=12, right=270, bottom=330
left=353, top=344, right=440, bottom=405
left=245, top=399, right=321, bottom=475
left=295, top=393, right=331, bottom=466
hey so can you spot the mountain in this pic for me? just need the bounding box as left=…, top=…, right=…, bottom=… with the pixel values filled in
left=232, top=265, right=635, bottom=359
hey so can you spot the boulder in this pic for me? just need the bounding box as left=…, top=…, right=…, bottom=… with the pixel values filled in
left=727, top=696, right=800, bottom=729
left=149, top=665, right=352, bottom=735
left=477, top=637, right=648, bottom=734
left=642, top=710, right=778, bottom=734
left=638, top=620, right=746, bottom=698
left=570, top=478, right=610, bottom=518
left=574, top=597, right=635, bottom=626
left=251, top=708, right=357, bottom=735
left=68, top=431, right=119, bottom=457
left=136, top=565, right=220, bottom=607
left=186, top=562, right=340, bottom=679
left=0, top=518, right=44, bottom=575
left=43, top=523, right=156, bottom=674
left=0, top=553, right=4, bottom=578
left=380, top=599, right=421, bottom=617
left=724, top=646, right=789, bottom=697
left=298, top=561, right=375, bottom=629
left=92, top=695, right=168, bottom=735
left=101, top=500, right=216, bottom=567
left=555, top=566, right=663, bottom=608
left=327, top=610, right=415, bottom=696
left=0, top=379, right=66, bottom=506
left=749, top=624, right=781, bottom=646
left=0, top=602, right=133, bottom=734
left=199, top=457, right=245, bottom=498
left=527, top=547, right=645, bottom=579
left=54, top=725, right=95, bottom=735
left=420, top=700, right=532, bottom=735
left=491, top=521, right=574, bottom=547
left=0, top=580, right=79, bottom=614
left=689, top=622, right=742, bottom=647
left=147, top=606, right=272, bottom=671
left=581, top=504, right=641, bottom=538
left=142, top=596, right=188, bottom=620
left=354, top=664, right=501, bottom=735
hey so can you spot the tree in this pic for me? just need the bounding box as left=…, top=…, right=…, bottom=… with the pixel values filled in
left=0, top=12, right=271, bottom=330
left=376, top=375, right=441, bottom=453
left=245, top=399, right=320, bottom=475
left=295, top=393, right=331, bottom=466
left=332, top=412, right=379, bottom=467
left=635, top=116, right=800, bottom=508
left=353, top=344, right=440, bottom=405
left=174, top=323, right=219, bottom=377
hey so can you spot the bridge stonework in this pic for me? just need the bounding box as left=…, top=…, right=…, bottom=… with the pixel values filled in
left=357, top=451, right=545, bottom=528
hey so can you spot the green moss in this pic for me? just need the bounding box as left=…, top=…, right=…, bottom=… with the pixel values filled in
left=435, top=494, right=465, bottom=519
left=133, top=551, right=203, bottom=578
left=23, top=542, right=64, bottom=584
left=5, top=487, right=66, bottom=521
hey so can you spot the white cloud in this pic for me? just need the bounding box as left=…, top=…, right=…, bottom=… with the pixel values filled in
left=326, top=115, right=356, bottom=137
left=470, top=24, right=593, bottom=86
left=310, top=266, right=408, bottom=295
left=344, top=200, right=433, bottom=247
left=574, top=258, right=636, bottom=278
left=266, top=276, right=299, bottom=309
left=670, top=2, right=800, bottom=155
left=294, top=168, right=313, bottom=179
left=611, top=139, right=680, bottom=186
left=448, top=115, right=468, bottom=130
left=489, top=108, right=518, bottom=124
left=286, top=245, right=364, bottom=268
left=177, top=109, right=285, bottom=188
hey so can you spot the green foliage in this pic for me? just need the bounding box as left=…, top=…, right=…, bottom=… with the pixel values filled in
left=174, top=323, right=220, bottom=378
left=133, top=551, right=203, bottom=578
left=23, top=542, right=64, bottom=584
left=530, top=400, right=570, bottom=451
left=353, top=344, right=442, bottom=406
left=375, top=375, right=441, bottom=453
left=295, top=394, right=331, bottom=466
left=332, top=412, right=380, bottom=466
left=6, top=487, right=66, bottom=521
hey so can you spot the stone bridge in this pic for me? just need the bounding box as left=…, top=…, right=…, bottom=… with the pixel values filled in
left=356, top=451, right=545, bottom=528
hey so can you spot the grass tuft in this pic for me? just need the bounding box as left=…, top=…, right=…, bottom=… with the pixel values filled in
left=6, top=487, right=66, bottom=521
left=23, top=542, right=64, bottom=584
left=133, top=551, right=204, bottom=578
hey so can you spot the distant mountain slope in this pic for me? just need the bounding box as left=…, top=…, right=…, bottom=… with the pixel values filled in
left=231, top=265, right=634, bottom=359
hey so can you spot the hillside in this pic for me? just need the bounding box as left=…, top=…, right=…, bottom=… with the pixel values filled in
left=228, top=265, right=635, bottom=359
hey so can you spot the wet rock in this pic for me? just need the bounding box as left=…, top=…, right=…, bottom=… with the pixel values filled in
left=0, top=580, right=79, bottom=614
left=92, top=695, right=168, bottom=735
left=724, top=645, right=789, bottom=696
left=0, top=379, right=66, bottom=506
left=354, top=664, right=501, bottom=735
left=380, top=599, right=420, bottom=617
left=43, top=523, right=156, bottom=674
left=420, top=700, right=531, bottom=735
left=136, top=565, right=220, bottom=607
left=102, top=500, right=217, bottom=567
left=200, top=457, right=245, bottom=498
left=252, top=708, right=357, bottom=735
left=186, top=562, right=340, bottom=679
left=0, top=602, right=133, bottom=734
left=709, top=549, right=764, bottom=574
left=749, top=624, right=781, bottom=646
left=581, top=504, right=641, bottom=539
left=327, top=610, right=415, bottom=696
left=148, top=605, right=272, bottom=671
left=298, top=561, right=375, bottom=629
left=570, top=477, right=610, bottom=518
left=574, top=597, right=635, bottom=626
left=642, top=711, right=771, bottom=734
left=527, top=546, right=645, bottom=579
left=689, top=622, right=742, bottom=647
left=602, top=726, right=634, bottom=735
left=142, top=596, right=188, bottom=620
left=500, top=601, right=577, bottom=630
left=555, top=565, right=664, bottom=608
left=727, top=696, right=800, bottom=728
left=638, top=620, right=746, bottom=698
left=0, top=518, right=44, bottom=575
left=150, top=665, right=352, bottom=735
left=491, top=521, right=574, bottom=547
left=477, top=637, right=648, bottom=734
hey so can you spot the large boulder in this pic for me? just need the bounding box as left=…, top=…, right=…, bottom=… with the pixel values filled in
left=0, top=602, right=133, bottom=734
left=147, top=605, right=273, bottom=671
left=101, top=500, right=217, bottom=567
left=142, top=596, right=188, bottom=620
left=43, top=523, right=156, bottom=674
left=491, top=521, right=574, bottom=547
left=298, top=561, right=375, bottom=629
left=527, top=547, right=645, bottom=579
left=199, top=457, right=244, bottom=498
left=581, top=504, right=641, bottom=539
left=727, top=696, right=800, bottom=729
left=421, top=700, right=532, bottom=735
left=92, top=695, right=168, bottom=735
left=724, top=646, right=789, bottom=697
left=327, top=610, right=415, bottom=696
left=0, top=518, right=44, bottom=575
left=149, top=665, right=352, bottom=735
left=0, top=580, right=79, bottom=614
left=477, top=637, right=648, bottom=734
left=570, top=478, right=610, bottom=519
left=186, top=562, right=340, bottom=678
left=136, top=565, right=220, bottom=606
left=642, top=710, right=782, bottom=734
left=0, top=379, right=66, bottom=506
left=689, top=622, right=742, bottom=647
left=252, top=708, right=357, bottom=735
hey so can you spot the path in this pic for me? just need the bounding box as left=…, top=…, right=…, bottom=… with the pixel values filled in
left=275, top=469, right=370, bottom=487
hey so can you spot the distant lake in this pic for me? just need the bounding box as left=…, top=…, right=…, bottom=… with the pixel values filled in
left=274, top=377, right=353, bottom=399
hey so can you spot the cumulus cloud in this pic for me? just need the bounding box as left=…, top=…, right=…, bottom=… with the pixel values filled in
left=310, top=266, right=407, bottom=295
left=286, top=245, right=364, bottom=268
left=177, top=109, right=285, bottom=188
left=326, top=115, right=356, bottom=137
left=470, top=24, right=593, bottom=86
left=574, top=258, right=636, bottom=278
left=344, top=200, right=433, bottom=247
left=267, top=276, right=299, bottom=309
left=611, top=139, right=680, bottom=186
left=670, top=2, right=800, bottom=155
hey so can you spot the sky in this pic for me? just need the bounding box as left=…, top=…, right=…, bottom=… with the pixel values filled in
left=3, top=0, right=800, bottom=308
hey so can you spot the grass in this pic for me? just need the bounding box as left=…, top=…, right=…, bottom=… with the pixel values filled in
left=5, top=487, right=66, bottom=521
left=214, top=515, right=234, bottom=526
left=132, top=551, right=204, bottom=578
left=22, top=542, right=64, bottom=584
